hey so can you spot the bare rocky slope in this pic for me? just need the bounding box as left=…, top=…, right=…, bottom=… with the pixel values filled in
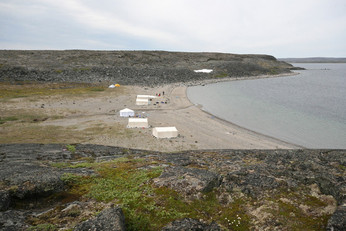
left=0, top=50, right=294, bottom=85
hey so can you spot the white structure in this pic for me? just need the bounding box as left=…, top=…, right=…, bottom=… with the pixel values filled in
left=194, top=69, right=213, bottom=73
left=137, top=95, right=157, bottom=100
left=127, top=118, right=149, bottom=128
left=119, top=108, right=134, bottom=117
left=152, top=127, right=178, bottom=138
left=136, top=98, right=149, bottom=105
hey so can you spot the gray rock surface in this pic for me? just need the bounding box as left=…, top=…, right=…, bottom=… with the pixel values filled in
left=153, top=166, right=222, bottom=199
left=161, top=218, right=221, bottom=231
left=0, top=210, right=29, bottom=230
left=74, top=206, right=125, bottom=231
left=0, top=191, right=10, bottom=211
left=327, top=205, right=346, bottom=231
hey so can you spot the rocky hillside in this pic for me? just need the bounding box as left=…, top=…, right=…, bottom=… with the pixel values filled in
left=0, top=50, right=294, bottom=86
left=0, top=144, right=345, bottom=230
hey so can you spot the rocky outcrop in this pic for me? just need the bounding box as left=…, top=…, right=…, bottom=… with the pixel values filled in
left=74, top=206, right=126, bottom=231
left=153, top=166, right=222, bottom=199
left=0, top=50, right=294, bottom=86
left=0, top=144, right=345, bottom=230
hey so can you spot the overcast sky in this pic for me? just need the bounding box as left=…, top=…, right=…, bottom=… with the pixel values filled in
left=0, top=0, right=345, bottom=58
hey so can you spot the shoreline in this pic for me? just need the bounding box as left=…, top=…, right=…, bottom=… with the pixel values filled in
left=1, top=72, right=302, bottom=151
left=178, top=72, right=303, bottom=149
left=138, top=72, right=302, bottom=150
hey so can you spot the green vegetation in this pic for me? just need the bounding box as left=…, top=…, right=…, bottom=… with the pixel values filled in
left=263, top=188, right=332, bottom=231
left=27, top=155, right=335, bottom=230
left=213, top=72, right=228, bottom=78
left=28, top=223, right=57, bottom=231
left=61, top=173, right=85, bottom=186
left=45, top=157, right=253, bottom=230
left=0, top=116, right=18, bottom=124
left=66, top=144, right=76, bottom=153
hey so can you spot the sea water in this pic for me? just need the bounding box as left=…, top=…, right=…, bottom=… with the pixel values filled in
left=187, top=63, right=346, bottom=148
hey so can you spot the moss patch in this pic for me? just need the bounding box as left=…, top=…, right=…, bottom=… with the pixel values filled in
left=44, top=157, right=253, bottom=230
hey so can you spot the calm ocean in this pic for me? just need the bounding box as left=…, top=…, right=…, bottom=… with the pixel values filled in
left=187, top=63, right=346, bottom=148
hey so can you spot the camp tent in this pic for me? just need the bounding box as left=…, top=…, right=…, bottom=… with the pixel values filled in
left=137, top=95, right=157, bottom=100
left=127, top=118, right=149, bottom=128
left=120, top=108, right=134, bottom=117
left=152, top=127, right=178, bottom=138
left=115, top=84, right=120, bottom=87
left=136, top=98, right=149, bottom=105
left=108, top=84, right=115, bottom=88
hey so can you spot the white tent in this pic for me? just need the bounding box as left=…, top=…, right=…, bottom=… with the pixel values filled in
left=137, top=95, right=157, bottom=100
left=194, top=69, right=213, bottom=73
left=152, top=127, right=178, bottom=138
left=128, top=118, right=149, bottom=128
left=119, top=108, right=134, bottom=117
left=136, top=98, right=149, bottom=105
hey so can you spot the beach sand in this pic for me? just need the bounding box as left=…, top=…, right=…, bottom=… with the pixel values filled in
left=1, top=74, right=300, bottom=151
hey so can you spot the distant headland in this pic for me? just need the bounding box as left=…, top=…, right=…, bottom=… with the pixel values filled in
left=279, top=57, right=346, bottom=63
left=0, top=50, right=295, bottom=86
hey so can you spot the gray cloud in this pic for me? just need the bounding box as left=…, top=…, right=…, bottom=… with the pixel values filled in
left=0, top=0, right=345, bottom=57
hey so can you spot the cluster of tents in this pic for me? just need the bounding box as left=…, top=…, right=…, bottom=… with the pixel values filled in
left=119, top=95, right=178, bottom=138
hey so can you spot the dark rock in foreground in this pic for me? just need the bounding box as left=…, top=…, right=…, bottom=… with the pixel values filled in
left=327, top=205, right=346, bottom=231
left=74, top=206, right=126, bottom=231
left=161, top=218, right=221, bottom=231
left=154, top=166, right=222, bottom=199
left=0, top=50, right=294, bottom=86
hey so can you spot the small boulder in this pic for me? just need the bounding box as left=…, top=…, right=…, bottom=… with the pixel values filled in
left=153, top=166, right=221, bottom=199
left=74, top=206, right=125, bottom=231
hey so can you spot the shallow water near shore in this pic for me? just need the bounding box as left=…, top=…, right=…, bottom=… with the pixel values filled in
left=187, top=63, right=346, bottom=148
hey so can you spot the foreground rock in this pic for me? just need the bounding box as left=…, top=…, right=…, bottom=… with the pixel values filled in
left=327, top=205, right=346, bottom=231
left=74, top=206, right=125, bottom=231
left=153, top=166, right=222, bottom=199
left=0, top=144, right=345, bottom=230
left=161, top=218, right=221, bottom=231
left=0, top=50, right=294, bottom=86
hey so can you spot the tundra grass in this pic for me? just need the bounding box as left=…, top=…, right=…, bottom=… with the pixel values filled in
left=44, top=157, right=252, bottom=230
left=0, top=82, right=125, bottom=100
left=32, top=154, right=334, bottom=230
left=258, top=187, right=334, bottom=231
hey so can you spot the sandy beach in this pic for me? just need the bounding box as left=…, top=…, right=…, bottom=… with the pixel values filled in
left=1, top=74, right=301, bottom=151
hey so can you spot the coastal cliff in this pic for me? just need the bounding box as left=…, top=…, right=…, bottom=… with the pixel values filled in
left=0, top=50, right=294, bottom=85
